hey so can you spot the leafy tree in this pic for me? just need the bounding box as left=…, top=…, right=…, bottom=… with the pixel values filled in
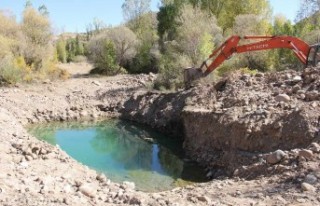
left=0, top=12, right=23, bottom=84
left=301, top=29, right=320, bottom=44
left=38, top=4, right=49, bottom=16
left=176, top=5, right=221, bottom=65
left=92, top=18, right=105, bottom=33
left=63, top=36, right=86, bottom=62
left=21, top=7, right=52, bottom=69
left=85, top=18, right=106, bottom=40
left=0, top=55, right=23, bottom=85
left=122, top=0, right=151, bottom=31
left=295, top=0, right=320, bottom=42
left=25, top=0, right=32, bottom=8
left=296, top=0, right=320, bottom=21
left=157, top=3, right=180, bottom=42
left=75, top=35, right=85, bottom=56
left=154, top=51, right=191, bottom=90
left=87, top=26, right=138, bottom=74
left=273, top=15, right=290, bottom=35
left=0, top=12, right=21, bottom=57
left=187, top=0, right=271, bottom=33
left=0, top=5, right=63, bottom=84
left=88, top=38, right=118, bottom=75
left=103, top=26, right=138, bottom=68
left=233, top=14, right=271, bottom=36
left=294, top=19, right=314, bottom=38
left=85, top=23, right=94, bottom=41
left=126, top=12, right=160, bottom=73
left=56, top=40, right=67, bottom=63
left=65, top=38, right=76, bottom=62
left=270, top=16, right=299, bottom=70
left=155, top=5, right=222, bottom=89
left=231, top=14, right=272, bottom=72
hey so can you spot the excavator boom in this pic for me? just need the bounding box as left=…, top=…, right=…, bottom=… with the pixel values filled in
left=184, top=35, right=319, bottom=87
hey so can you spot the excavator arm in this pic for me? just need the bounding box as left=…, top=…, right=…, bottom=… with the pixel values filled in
left=184, top=35, right=311, bottom=86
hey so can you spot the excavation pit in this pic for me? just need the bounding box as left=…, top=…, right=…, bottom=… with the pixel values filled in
left=28, top=119, right=208, bottom=192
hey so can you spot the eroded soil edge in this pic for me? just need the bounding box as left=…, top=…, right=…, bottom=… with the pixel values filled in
left=0, top=68, right=320, bottom=205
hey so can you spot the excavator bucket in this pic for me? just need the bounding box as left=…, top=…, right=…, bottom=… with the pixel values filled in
left=184, top=67, right=205, bottom=88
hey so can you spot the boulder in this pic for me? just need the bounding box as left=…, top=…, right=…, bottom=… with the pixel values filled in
left=275, top=94, right=291, bottom=102
left=266, top=150, right=286, bottom=164
left=301, top=182, right=316, bottom=192
left=309, top=142, right=320, bottom=153
left=79, top=184, right=96, bottom=198
left=298, top=149, right=313, bottom=160
left=304, top=174, right=317, bottom=185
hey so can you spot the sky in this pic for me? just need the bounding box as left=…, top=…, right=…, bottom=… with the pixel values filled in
left=0, top=0, right=301, bottom=33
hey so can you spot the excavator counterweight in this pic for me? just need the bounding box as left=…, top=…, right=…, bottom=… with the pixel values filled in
left=184, top=35, right=320, bottom=87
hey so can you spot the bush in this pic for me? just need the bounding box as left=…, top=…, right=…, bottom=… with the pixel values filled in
left=0, top=7, right=69, bottom=85
left=126, top=44, right=160, bottom=74
left=88, top=39, right=118, bottom=75
left=232, top=14, right=273, bottom=72
left=56, top=40, right=67, bottom=63
left=87, top=26, right=138, bottom=75
left=0, top=56, right=23, bottom=85
left=176, top=5, right=222, bottom=65
left=153, top=52, right=191, bottom=90
left=102, top=26, right=138, bottom=67
left=125, top=12, right=160, bottom=74
left=21, top=7, right=53, bottom=70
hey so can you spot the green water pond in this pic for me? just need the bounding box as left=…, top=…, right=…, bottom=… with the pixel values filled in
left=28, top=119, right=207, bottom=192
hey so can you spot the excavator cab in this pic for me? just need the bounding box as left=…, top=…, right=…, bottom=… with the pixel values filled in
left=307, top=44, right=320, bottom=67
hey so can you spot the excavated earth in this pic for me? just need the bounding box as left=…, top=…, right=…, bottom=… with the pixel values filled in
left=0, top=66, right=319, bottom=205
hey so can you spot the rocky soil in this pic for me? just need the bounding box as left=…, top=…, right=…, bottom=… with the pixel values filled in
left=0, top=64, right=319, bottom=205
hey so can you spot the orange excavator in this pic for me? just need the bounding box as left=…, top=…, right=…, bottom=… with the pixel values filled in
left=184, top=35, right=320, bottom=86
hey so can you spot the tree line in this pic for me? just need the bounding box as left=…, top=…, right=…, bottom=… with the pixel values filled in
left=0, top=1, right=69, bottom=85
left=1, top=0, right=319, bottom=88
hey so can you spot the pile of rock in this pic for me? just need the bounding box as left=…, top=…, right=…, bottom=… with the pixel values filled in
left=120, top=67, right=320, bottom=182
left=12, top=142, right=55, bottom=162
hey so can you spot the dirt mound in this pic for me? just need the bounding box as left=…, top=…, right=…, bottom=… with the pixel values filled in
left=121, top=67, right=320, bottom=181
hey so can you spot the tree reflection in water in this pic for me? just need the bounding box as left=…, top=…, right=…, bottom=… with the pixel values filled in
left=91, top=120, right=184, bottom=177
left=28, top=119, right=207, bottom=191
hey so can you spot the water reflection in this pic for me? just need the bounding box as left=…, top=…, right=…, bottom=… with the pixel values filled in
left=28, top=119, right=206, bottom=191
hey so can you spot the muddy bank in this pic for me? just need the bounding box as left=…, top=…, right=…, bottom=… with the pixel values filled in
left=120, top=90, right=190, bottom=137
left=121, top=67, right=320, bottom=178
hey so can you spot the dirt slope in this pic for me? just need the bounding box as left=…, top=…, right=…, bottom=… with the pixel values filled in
left=0, top=65, right=319, bottom=205
left=120, top=67, right=320, bottom=204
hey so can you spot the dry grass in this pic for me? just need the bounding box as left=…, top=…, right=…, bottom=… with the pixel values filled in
left=56, top=62, right=93, bottom=76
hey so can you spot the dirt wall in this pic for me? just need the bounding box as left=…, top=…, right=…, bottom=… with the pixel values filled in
left=120, top=68, right=320, bottom=175
left=182, top=106, right=318, bottom=153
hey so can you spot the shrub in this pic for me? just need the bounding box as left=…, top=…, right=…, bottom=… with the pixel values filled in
left=88, top=39, right=118, bottom=75
left=102, top=26, right=138, bottom=67
left=21, top=7, right=52, bottom=70
left=176, top=5, right=222, bottom=65
left=153, top=52, right=191, bottom=90
left=0, top=56, right=22, bottom=85
left=56, top=40, right=67, bottom=63
left=127, top=44, right=160, bottom=74
left=232, top=14, right=273, bottom=72
left=125, top=12, right=160, bottom=74
left=87, top=26, right=138, bottom=75
left=0, top=6, right=68, bottom=85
